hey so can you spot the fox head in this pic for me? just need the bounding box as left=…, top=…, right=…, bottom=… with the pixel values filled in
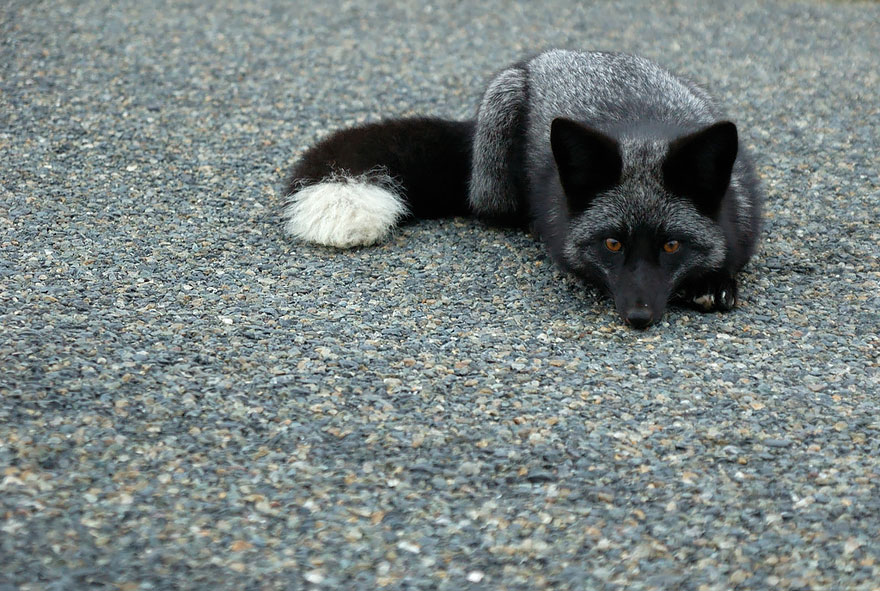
left=551, top=117, right=739, bottom=328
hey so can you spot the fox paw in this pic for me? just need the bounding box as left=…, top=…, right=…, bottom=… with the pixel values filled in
left=680, top=271, right=737, bottom=312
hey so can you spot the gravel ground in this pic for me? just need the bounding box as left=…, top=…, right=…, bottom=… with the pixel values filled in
left=1, top=1, right=878, bottom=589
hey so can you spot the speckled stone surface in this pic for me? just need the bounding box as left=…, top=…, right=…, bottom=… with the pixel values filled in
left=1, top=1, right=878, bottom=589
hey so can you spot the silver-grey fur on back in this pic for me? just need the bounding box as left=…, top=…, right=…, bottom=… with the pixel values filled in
left=522, top=50, right=718, bottom=174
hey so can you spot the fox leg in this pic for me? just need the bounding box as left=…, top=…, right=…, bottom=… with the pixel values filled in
left=678, top=269, right=738, bottom=312
left=469, top=64, right=530, bottom=222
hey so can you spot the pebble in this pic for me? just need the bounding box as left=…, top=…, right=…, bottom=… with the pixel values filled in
left=1, top=1, right=879, bottom=590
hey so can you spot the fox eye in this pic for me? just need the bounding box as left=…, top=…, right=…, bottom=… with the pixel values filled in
left=663, top=240, right=681, bottom=253
left=604, top=238, right=623, bottom=252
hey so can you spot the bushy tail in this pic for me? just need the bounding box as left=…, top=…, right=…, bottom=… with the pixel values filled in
left=282, top=117, right=475, bottom=248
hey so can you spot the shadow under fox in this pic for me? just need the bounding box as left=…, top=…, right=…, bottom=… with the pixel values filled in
left=282, top=50, right=763, bottom=328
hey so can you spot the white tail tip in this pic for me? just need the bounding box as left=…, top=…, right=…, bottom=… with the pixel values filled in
left=282, top=176, right=407, bottom=248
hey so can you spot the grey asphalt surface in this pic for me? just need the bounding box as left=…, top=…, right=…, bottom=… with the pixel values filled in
left=1, top=1, right=878, bottom=589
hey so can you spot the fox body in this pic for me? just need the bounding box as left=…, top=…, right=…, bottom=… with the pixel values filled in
left=283, top=50, right=762, bottom=327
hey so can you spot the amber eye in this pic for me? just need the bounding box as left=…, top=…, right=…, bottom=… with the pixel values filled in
left=663, top=240, right=681, bottom=253
left=604, top=238, right=622, bottom=252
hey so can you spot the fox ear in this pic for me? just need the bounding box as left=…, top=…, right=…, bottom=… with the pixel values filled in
left=551, top=118, right=622, bottom=214
left=663, top=121, right=738, bottom=216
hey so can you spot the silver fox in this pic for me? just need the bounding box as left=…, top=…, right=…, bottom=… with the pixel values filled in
left=282, top=50, right=763, bottom=328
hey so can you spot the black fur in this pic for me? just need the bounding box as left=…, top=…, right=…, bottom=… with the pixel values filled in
left=550, top=118, right=623, bottom=215
left=662, top=121, right=739, bottom=218
left=286, top=117, right=474, bottom=219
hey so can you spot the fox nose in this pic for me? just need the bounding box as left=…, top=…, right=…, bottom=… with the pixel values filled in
left=624, top=305, right=654, bottom=329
